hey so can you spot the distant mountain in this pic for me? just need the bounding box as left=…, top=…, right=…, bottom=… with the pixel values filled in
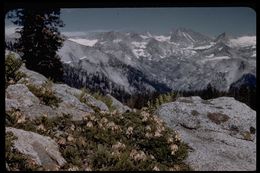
left=170, top=27, right=213, bottom=47
left=6, top=27, right=256, bottom=99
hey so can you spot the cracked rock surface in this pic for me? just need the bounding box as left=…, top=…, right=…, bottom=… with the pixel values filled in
left=155, top=96, right=256, bottom=171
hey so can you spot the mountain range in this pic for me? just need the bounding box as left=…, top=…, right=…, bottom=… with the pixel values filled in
left=56, top=28, right=256, bottom=95
left=5, top=27, right=256, bottom=98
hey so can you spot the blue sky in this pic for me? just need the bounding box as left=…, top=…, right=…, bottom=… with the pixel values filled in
left=5, top=7, right=256, bottom=37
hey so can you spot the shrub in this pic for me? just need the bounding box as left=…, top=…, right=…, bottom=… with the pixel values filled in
left=26, top=80, right=61, bottom=107
left=5, top=53, right=26, bottom=87
left=147, top=92, right=176, bottom=112
left=6, top=109, right=191, bottom=171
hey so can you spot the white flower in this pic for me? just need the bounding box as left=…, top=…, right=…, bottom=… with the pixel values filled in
left=126, top=126, right=134, bottom=136
left=142, top=116, right=148, bottom=122
left=70, top=124, right=75, bottom=131
left=145, top=125, right=151, bottom=131
left=37, top=124, right=46, bottom=131
left=167, top=137, right=174, bottom=143
left=100, top=110, right=107, bottom=114
left=154, top=130, right=162, bottom=137
left=175, top=133, right=181, bottom=142
left=170, top=144, right=178, bottom=155
left=86, top=121, right=93, bottom=128
left=67, top=135, right=74, bottom=142
left=169, top=167, right=175, bottom=171
left=17, top=115, right=26, bottom=124
left=89, top=114, right=96, bottom=121
left=153, top=166, right=160, bottom=171
left=130, top=149, right=147, bottom=161
left=145, top=132, right=152, bottom=138
left=140, top=111, right=150, bottom=122
left=101, top=117, right=108, bottom=124
left=112, top=141, right=126, bottom=151
left=84, top=167, right=92, bottom=171
left=68, top=166, right=79, bottom=171
left=153, top=115, right=163, bottom=125
left=57, top=138, right=66, bottom=145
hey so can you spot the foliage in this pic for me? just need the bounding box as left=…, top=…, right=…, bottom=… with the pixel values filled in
left=26, top=80, right=61, bottom=107
left=6, top=110, right=191, bottom=171
left=7, top=9, right=65, bottom=82
left=146, top=92, right=177, bottom=113
left=5, top=53, right=26, bottom=88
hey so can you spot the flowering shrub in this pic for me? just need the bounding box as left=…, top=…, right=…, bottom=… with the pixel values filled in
left=6, top=104, right=190, bottom=171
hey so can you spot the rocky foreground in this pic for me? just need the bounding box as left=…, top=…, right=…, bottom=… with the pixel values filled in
left=5, top=52, right=256, bottom=171
left=156, top=96, right=256, bottom=171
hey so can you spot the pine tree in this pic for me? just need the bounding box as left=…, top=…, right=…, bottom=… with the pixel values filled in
left=7, top=9, right=65, bottom=82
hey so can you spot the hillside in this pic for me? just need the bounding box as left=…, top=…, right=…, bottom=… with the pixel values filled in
left=5, top=52, right=190, bottom=171
left=5, top=52, right=256, bottom=171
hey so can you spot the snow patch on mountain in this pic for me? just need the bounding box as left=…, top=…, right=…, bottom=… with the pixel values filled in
left=193, top=43, right=215, bottom=50
left=131, top=41, right=147, bottom=48
left=64, top=61, right=72, bottom=64
left=131, top=41, right=150, bottom=58
left=113, top=39, right=122, bottom=43
left=154, top=35, right=171, bottom=42
left=80, top=56, right=87, bottom=60
left=140, top=35, right=150, bottom=39
left=202, top=56, right=231, bottom=63
left=183, top=32, right=195, bottom=42
left=205, top=54, right=214, bottom=58
left=68, top=38, right=98, bottom=47
left=251, top=51, right=256, bottom=57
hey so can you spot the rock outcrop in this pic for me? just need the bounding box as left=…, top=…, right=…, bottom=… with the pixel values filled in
left=17, top=65, right=48, bottom=87
left=52, top=84, right=94, bottom=121
left=155, top=96, right=256, bottom=171
left=6, top=84, right=41, bottom=108
left=6, top=127, right=67, bottom=170
left=6, top=84, right=63, bottom=120
left=5, top=60, right=130, bottom=121
left=106, top=94, right=131, bottom=113
left=81, top=94, right=109, bottom=112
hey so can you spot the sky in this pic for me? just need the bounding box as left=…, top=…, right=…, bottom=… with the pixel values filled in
left=5, top=7, right=256, bottom=37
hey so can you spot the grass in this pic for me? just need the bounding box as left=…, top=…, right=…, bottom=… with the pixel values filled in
left=26, top=80, right=61, bottom=107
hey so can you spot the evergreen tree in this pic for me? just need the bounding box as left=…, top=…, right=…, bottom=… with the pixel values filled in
left=7, top=9, right=65, bottom=82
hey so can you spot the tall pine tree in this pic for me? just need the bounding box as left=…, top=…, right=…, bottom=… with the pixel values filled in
left=7, top=9, right=65, bottom=82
